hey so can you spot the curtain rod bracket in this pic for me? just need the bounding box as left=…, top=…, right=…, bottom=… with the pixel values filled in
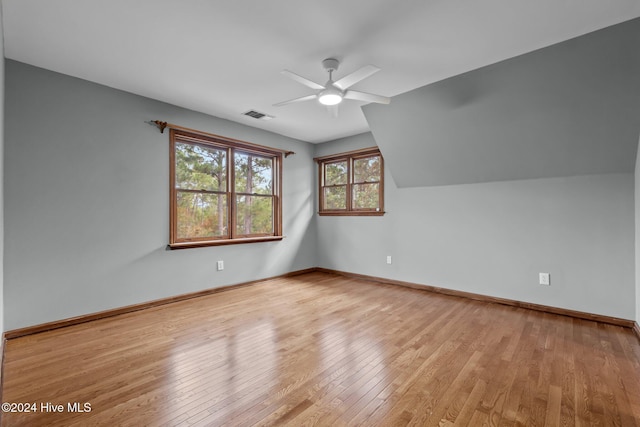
left=153, top=120, right=168, bottom=134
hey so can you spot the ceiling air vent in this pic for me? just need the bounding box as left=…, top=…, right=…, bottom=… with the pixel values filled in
left=242, top=110, right=274, bottom=121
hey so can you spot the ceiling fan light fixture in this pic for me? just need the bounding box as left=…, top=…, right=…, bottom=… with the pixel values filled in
left=275, top=58, right=388, bottom=111
left=318, top=88, right=343, bottom=106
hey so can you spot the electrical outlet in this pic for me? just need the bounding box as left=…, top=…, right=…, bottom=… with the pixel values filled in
left=539, top=272, right=550, bottom=286
left=217, top=260, right=224, bottom=271
left=386, top=255, right=392, bottom=264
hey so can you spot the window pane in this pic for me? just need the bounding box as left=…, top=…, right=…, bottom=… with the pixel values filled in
left=236, top=195, right=274, bottom=235
left=353, top=183, right=379, bottom=210
left=324, top=161, right=347, bottom=185
left=353, top=156, right=380, bottom=183
left=175, top=142, right=226, bottom=192
left=323, top=186, right=347, bottom=210
left=176, top=191, right=228, bottom=239
left=235, top=152, right=273, bottom=195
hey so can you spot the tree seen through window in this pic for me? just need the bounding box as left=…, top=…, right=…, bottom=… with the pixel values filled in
left=170, top=130, right=282, bottom=247
left=316, top=148, right=384, bottom=216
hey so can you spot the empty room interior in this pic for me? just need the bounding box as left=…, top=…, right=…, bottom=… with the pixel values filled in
left=0, top=1, right=640, bottom=426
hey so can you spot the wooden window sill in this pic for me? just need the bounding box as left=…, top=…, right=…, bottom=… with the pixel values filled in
left=318, top=211, right=385, bottom=217
left=169, top=236, right=284, bottom=249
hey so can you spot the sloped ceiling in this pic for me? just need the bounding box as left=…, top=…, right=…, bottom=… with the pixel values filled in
left=4, top=1, right=640, bottom=143
left=364, top=18, right=640, bottom=188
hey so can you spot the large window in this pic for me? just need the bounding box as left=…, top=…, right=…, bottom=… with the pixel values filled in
left=170, top=130, right=282, bottom=248
left=316, top=147, right=384, bottom=216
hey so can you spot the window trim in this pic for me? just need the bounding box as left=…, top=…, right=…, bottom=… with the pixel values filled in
left=315, top=147, right=384, bottom=216
left=169, top=129, right=283, bottom=249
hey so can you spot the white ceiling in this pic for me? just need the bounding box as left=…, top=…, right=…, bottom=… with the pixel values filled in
left=3, top=1, right=640, bottom=144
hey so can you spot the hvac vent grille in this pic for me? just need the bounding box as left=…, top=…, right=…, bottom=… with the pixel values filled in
left=242, top=110, right=274, bottom=120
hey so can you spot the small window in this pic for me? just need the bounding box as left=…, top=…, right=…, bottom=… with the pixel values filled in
left=315, top=147, right=384, bottom=216
left=170, top=130, right=283, bottom=248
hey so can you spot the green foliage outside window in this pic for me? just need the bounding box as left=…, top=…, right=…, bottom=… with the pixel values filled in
left=317, top=148, right=384, bottom=215
left=175, top=143, right=228, bottom=238
left=352, top=156, right=380, bottom=210
left=171, top=131, right=281, bottom=246
left=323, top=161, right=347, bottom=210
left=234, top=153, right=274, bottom=235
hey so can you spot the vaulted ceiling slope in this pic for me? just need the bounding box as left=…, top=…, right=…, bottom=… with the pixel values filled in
left=364, top=18, right=640, bottom=188
left=3, top=1, right=640, bottom=143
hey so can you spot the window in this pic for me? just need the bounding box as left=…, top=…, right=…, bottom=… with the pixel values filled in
left=315, top=147, right=384, bottom=216
left=170, top=129, right=282, bottom=248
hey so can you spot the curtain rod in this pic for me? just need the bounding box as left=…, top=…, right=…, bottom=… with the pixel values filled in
left=148, top=120, right=295, bottom=157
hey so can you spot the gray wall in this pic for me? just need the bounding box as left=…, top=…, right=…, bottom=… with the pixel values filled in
left=316, top=133, right=635, bottom=320
left=340, top=18, right=640, bottom=321
left=636, top=138, right=640, bottom=324
left=0, top=7, right=4, bottom=335
left=4, top=60, right=317, bottom=330
left=5, top=17, right=640, bottom=330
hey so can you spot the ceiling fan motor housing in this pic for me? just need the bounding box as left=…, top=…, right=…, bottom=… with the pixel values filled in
left=319, top=58, right=344, bottom=105
left=322, top=58, right=340, bottom=73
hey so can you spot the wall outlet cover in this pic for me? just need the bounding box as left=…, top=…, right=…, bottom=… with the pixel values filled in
left=539, top=272, right=550, bottom=285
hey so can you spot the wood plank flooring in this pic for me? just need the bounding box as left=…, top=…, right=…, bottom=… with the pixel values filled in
left=1, top=271, right=639, bottom=426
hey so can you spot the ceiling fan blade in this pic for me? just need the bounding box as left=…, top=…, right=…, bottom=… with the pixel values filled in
left=344, top=90, right=391, bottom=105
left=281, top=70, right=325, bottom=90
left=273, top=94, right=317, bottom=107
left=333, top=65, right=380, bottom=90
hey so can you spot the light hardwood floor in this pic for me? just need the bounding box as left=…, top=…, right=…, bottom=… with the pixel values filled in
left=1, top=271, right=639, bottom=426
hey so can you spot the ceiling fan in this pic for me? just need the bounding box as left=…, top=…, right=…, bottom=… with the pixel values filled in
left=273, top=58, right=391, bottom=111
